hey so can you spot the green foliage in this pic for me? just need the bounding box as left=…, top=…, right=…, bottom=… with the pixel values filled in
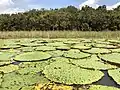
left=43, top=61, right=104, bottom=85
left=82, top=48, right=111, bottom=54
left=72, top=44, right=91, bottom=50
left=108, top=68, right=120, bottom=85
left=88, top=85, right=120, bottom=90
left=71, top=55, right=117, bottom=70
left=1, top=72, right=49, bottom=89
left=99, top=53, right=120, bottom=64
left=14, top=52, right=51, bottom=62
left=35, top=46, right=56, bottom=51
left=0, top=51, right=17, bottom=61
left=17, top=61, right=50, bottom=75
left=0, top=5, right=120, bottom=31
left=63, top=50, right=91, bottom=59
left=0, top=64, right=18, bottom=73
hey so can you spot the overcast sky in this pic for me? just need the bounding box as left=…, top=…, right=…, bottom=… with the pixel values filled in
left=0, top=0, right=120, bottom=14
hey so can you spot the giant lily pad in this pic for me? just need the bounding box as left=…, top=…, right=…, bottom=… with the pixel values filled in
left=82, top=48, right=111, bottom=54
left=88, top=85, right=120, bottom=90
left=0, top=64, right=18, bottom=73
left=17, top=61, right=49, bottom=75
left=72, top=44, right=91, bottom=50
left=46, top=50, right=64, bottom=57
left=14, top=52, right=51, bottom=62
left=63, top=50, right=91, bottom=59
left=1, top=44, right=21, bottom=49
left=0, top=52, right=17, bottom=61
left=99, top=53, right=120, bottom=65
left=46, top=42, right=66, bottom=47
left=35, top=46, right=56, bottom=51
left=56, top=45, right=70, bottom=50
left=94, top=44, right=118, bottom=49
left=1, top=72, right=49, bottom=89
left=108, top=68, right=120, bottom=85
left=19, top=47, right=36, bottom=52
left=21, top=43, right=43, bottom=47
left=71, top=55, right=117, bottom=70
left=43, top=61, right=104, bottom=85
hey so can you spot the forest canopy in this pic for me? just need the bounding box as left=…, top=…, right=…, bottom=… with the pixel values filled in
left=0, top=5, right=120, bottom=31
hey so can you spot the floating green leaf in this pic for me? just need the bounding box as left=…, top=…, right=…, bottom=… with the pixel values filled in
left=35, top=46, right=56, bottom=51
left=21, top=86, right=34, bottom=90
left=19, top=47, right=36, bottom=52
left=82, top=48, right=111, bottom=54
left=99, top=53, right=120, bottom=64
left=72, top=44, right=91, bottom=50
left=14, top=52, right=51, bottom=62
left=108, top=68, right=120, bottom=85
left=0, top=52, right=17, bottom=61
left=0, top=64, right=18, bottom=73
left=63, top=50, right=91, bottom=59
left=71, top=55, right=117, bottom=70
left=88, top=85, right=120, bottom=90
left=1, top=72, right=49, bottom=88
left=56, top=45, right=70, bottom=50
left=43, top=61, right=104, bottom=85
left=17, top=61, right=49, bottom=75
left=46, top=50, right=64, bottom=57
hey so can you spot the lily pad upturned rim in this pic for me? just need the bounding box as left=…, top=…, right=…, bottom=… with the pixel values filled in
left=70, top=55, right=117, bottom=70
left=13, top=52, right=51, bottom=62
left=98, top=53, right=120, bottom=65
left=108, top=68, right=120, bottom=85
left=43, top=61, right=104, bottom=85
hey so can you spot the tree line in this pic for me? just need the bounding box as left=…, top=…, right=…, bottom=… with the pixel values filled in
left=0, top=5, right=120, bottom=31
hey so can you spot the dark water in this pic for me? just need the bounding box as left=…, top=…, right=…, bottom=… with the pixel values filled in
left=12, top=61, right=21, bottom=65
left=94, top=70, right=120, bottom=88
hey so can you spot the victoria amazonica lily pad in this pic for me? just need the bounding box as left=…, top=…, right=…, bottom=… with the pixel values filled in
left=82, top=48, right=111, bottom=54
left=71, top=55, right=117, bottom=70
left=63, top=50, right=91, bottom=59
left=72, top=44, right=91, bottom=50
left=35, top=46, right=56, bottom=51
left=99, top=53, right=120, bottom=65
left=19, top=47, right=36, bottom=52
left=0, top=64, right=18, bottom=73
left=1, top=44, right=21, bottom=49
left=94, top=44, right=118, bottom=49
left=43, top=61, right=104, bottom=85
left=14, top=52, right=51, bottom=62
left=46, top=50, right=64, bottom=57
left=0, top=52, right=17, bottom=61
left=1, top=72, right=49, bottom=89
left=21, top=43, right=44, bottom=47
left=88, top=85, right=120, bottom=90
left=17, top=61, right=50, bottom=75
left=56, top=46, right=70, bottom=50
left=108, top=68, right=120, bottom=85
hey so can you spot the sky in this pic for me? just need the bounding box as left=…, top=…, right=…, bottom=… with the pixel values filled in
left=0, top=0, right=120, bottom=14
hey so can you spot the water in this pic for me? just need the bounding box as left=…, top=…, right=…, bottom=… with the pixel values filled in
left=94, top=70, right=120, bottom=88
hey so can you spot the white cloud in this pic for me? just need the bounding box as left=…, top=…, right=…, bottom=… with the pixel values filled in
left=79, top=0, right=120, bottom=10
left=0, top=0, right=35, bottom=14
left=79, top=0, right=100, bottom=9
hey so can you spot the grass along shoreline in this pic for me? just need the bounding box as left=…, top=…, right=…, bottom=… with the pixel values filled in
left=0, top=31, right=120, bottom=39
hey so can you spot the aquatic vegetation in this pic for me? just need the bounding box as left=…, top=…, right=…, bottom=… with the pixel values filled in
left=108, top=68, right=120, bottom=85
left=88, top=85, right=120, bottom=90
left=71, top=55, right=117, bottom=70
left=43, top=61, right=104, bottom=85
left=99, top=53, right=120, bottom=64
left=63, top=50, right=91, bottom=59
left=14, top=52, right=51, bottom=62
